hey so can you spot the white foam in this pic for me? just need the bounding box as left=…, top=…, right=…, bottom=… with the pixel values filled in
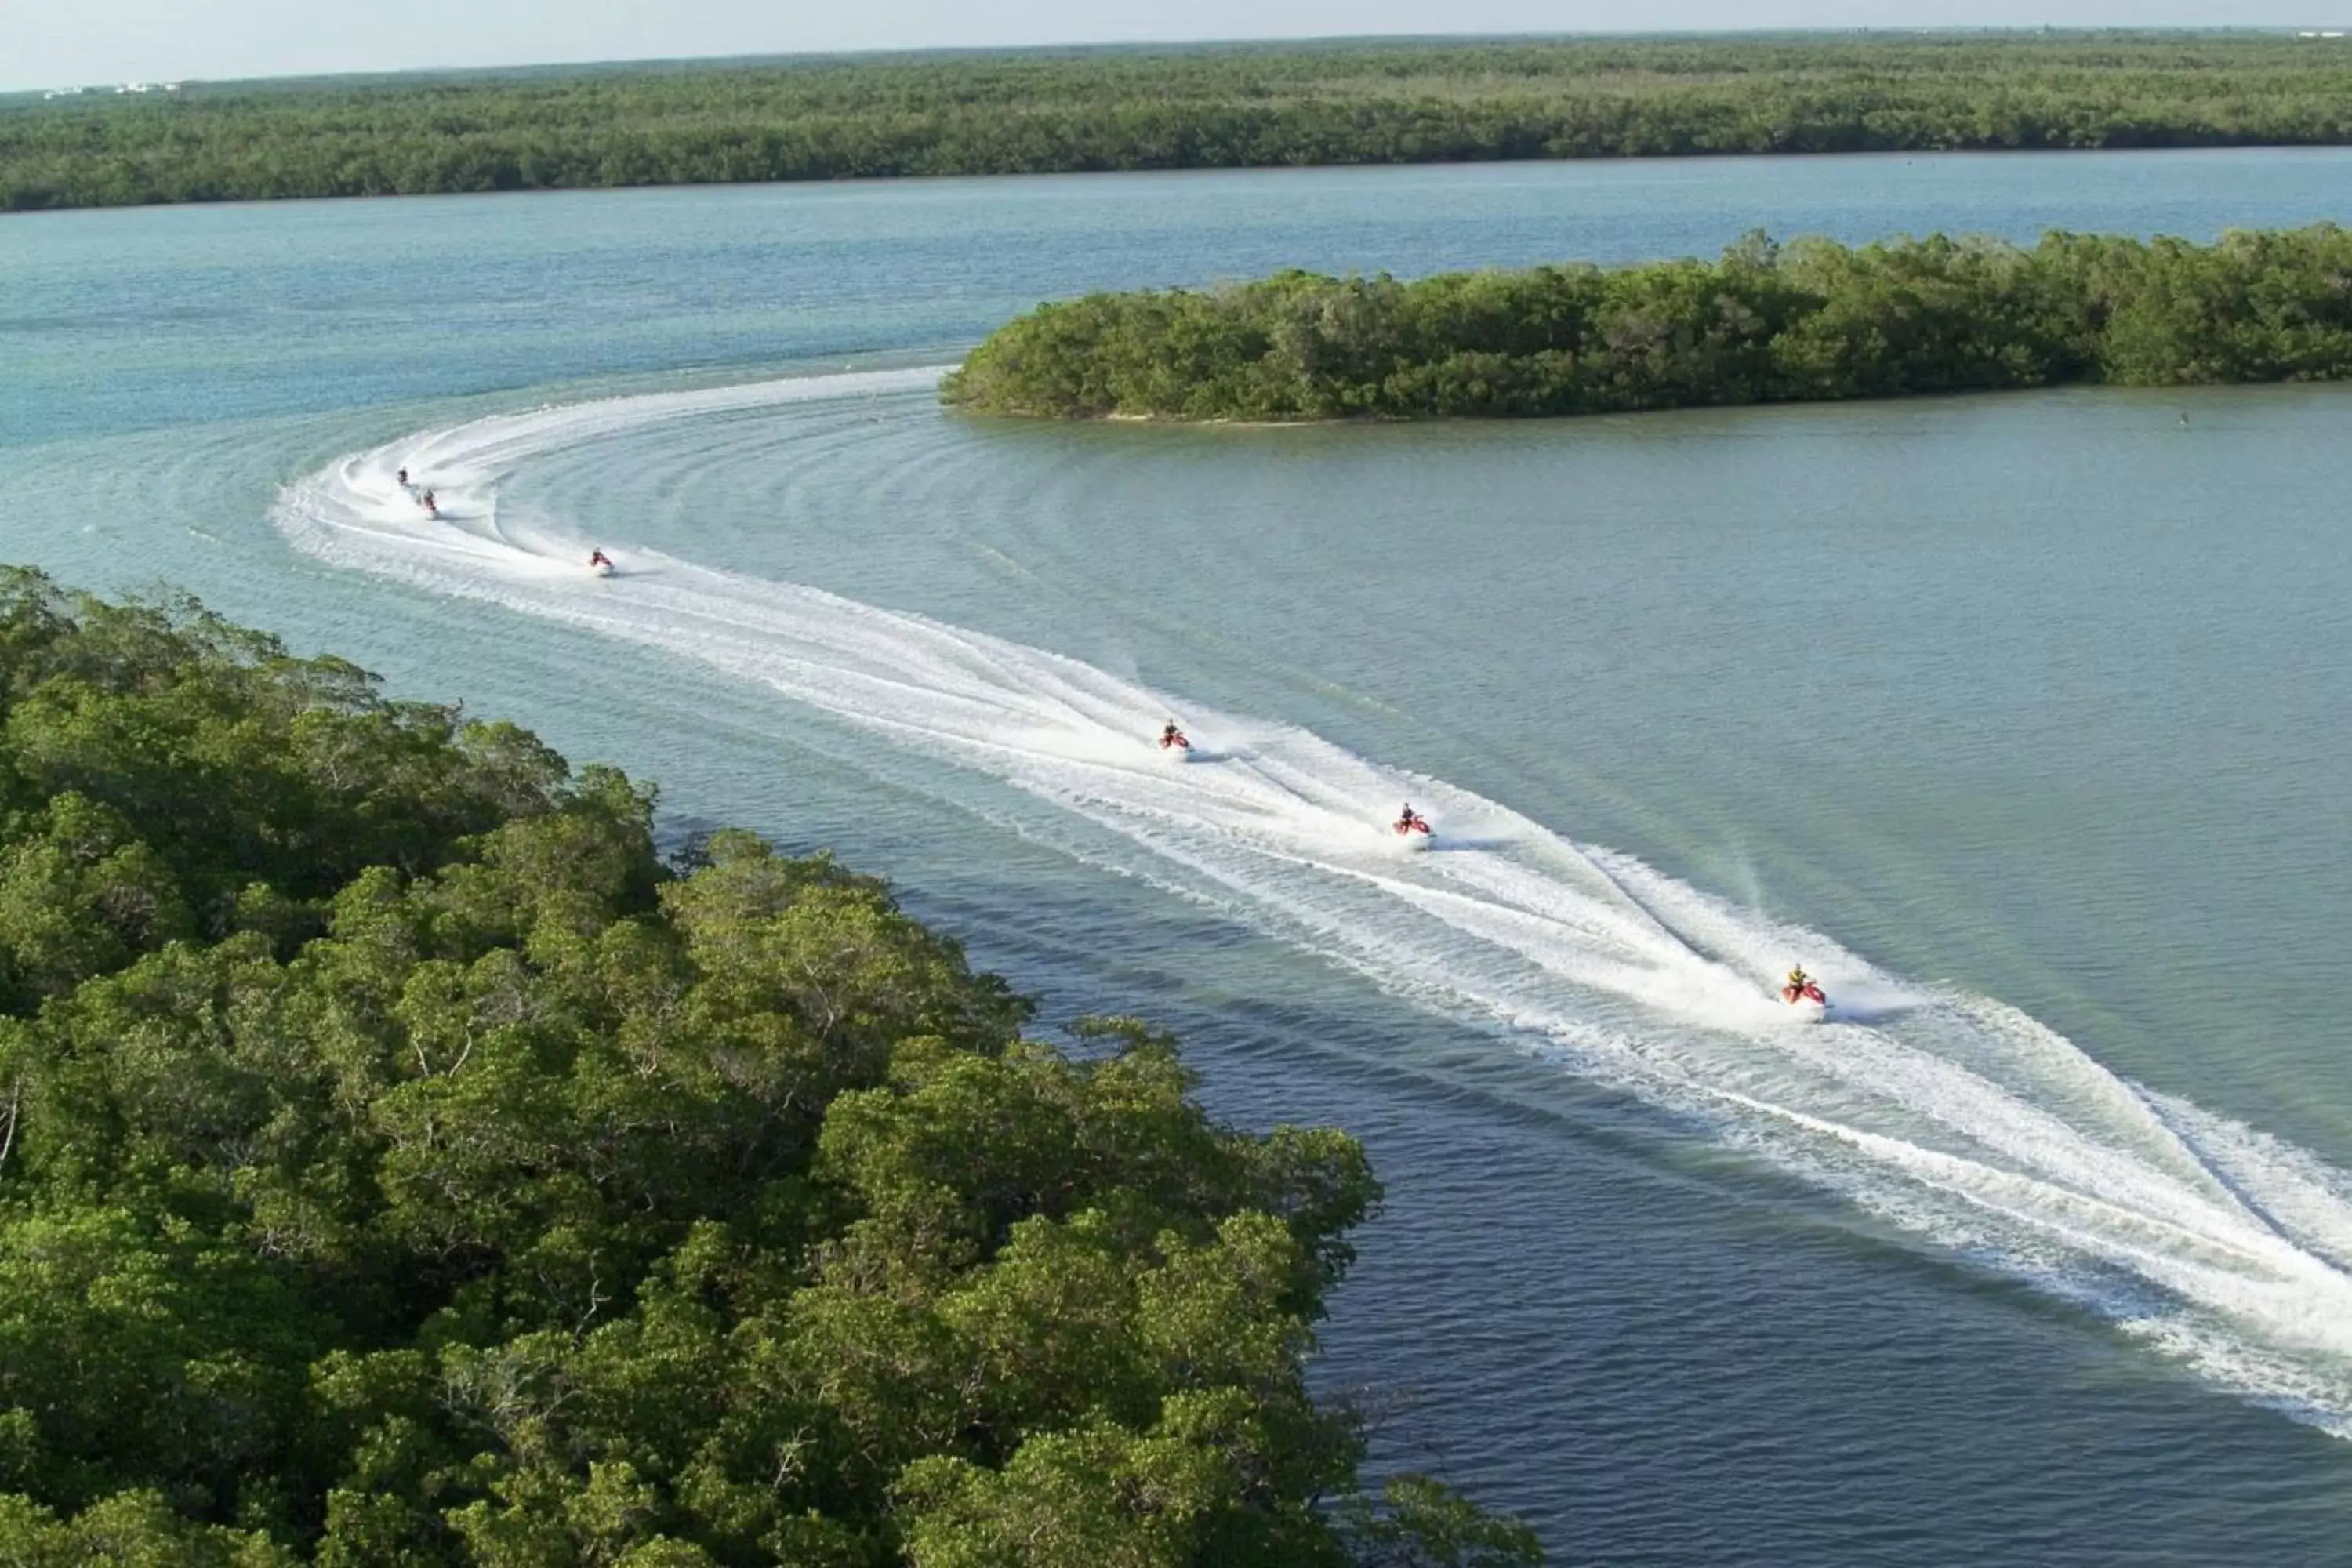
left=275, top=371, right=2352, bottom=1436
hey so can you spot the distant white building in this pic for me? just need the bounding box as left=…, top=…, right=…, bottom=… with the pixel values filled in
left=42, top=79, right=179, bottom=100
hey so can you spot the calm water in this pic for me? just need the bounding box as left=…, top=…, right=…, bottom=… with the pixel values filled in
left=7, top=150, right=2352, bottom=1562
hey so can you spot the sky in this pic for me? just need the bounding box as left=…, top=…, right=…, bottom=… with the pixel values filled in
left=0, top=0, right=2332, bottom=93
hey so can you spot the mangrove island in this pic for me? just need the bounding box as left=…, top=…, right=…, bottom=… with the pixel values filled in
left=942, top=226, right=2352, bottom=421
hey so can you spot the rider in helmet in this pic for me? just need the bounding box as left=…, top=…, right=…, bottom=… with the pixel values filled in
left=1398, top=802, right=1421, bottom=829
left=1161, top=720, right=1183, bottom=746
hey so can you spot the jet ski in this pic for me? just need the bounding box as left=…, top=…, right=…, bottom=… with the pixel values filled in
left=588, top=551, right=616, bottom=578
left=1157, top=724, right=1192, bottom=759
left=1780, top=973, right=1828, bottom=1022
left=418, top=490, right=440, bottom=519
left=1392, top=811, right=1433, bottom=849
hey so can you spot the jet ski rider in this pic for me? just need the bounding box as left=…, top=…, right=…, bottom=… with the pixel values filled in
left=1397, top=802, right=1424, bottom=830
left=589, top=549, right=613, bottom=569
left=1161, top=720, right=1184, bottom=747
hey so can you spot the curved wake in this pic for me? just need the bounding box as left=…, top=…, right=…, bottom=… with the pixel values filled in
left=275, top=369, right=2352, bottom=1435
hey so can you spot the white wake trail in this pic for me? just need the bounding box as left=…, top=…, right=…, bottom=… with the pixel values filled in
left=274, top=370, right=2352, bottom=1435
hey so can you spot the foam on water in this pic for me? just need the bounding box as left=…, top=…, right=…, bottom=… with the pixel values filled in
left=275, top=370, right=2352, bottom=1435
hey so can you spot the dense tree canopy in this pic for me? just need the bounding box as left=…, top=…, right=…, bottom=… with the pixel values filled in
left=9, top=33, right=2352, bottom=211
left=0, top=570, right=1537, bottom=1566
left=942, top=224, right=2352, bottom=419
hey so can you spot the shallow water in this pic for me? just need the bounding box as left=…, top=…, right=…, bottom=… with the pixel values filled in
left=7, top=150, right=2352, bottom=1561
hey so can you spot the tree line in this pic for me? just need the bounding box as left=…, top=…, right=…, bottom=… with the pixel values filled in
left=0, top=569, right=1539, bottom=1566
left=8, top=34, right=2352, bottom=211
left=941, top=225, right=2352, bottom=419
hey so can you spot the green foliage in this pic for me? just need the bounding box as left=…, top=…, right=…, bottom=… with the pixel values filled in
left=1333, top=1475, right=1544, bottom=1568
left=942, top=224, right=2352, bottom=419
left=0, top=573, right=1529, bottom=1563
left=10, top=34, right=2352, bottom=211
left=0, top=1490, right=298, bottom=1566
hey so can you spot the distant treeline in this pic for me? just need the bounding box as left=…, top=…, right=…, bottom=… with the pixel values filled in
left=940, top=225, right=2352, bottom=420
left=9, top=34, right=2352, bottom=211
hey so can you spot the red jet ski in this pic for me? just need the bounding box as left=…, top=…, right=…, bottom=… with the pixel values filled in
left=1393, top=808, right=1432, bottom=848
left=1780, top=969, right=1828, bottom=1021
left=1157, top=722, right=1192, bottom=759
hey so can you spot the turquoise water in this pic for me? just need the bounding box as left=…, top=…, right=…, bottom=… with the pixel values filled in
left=8, top=150, right=2352, bottom=1561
